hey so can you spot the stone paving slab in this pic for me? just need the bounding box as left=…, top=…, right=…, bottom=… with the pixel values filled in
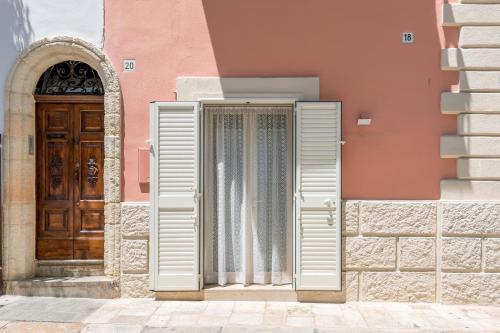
left=0, top=296, right=498, bottom=332
left=0, top=322, right=83, bottom=333
left=0, top=297, right=105, bottom=323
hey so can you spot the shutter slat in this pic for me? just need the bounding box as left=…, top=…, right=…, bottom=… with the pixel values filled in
left=295, top=102, right=341, bottom=291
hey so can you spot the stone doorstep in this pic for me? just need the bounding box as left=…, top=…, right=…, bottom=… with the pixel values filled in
left=35, top=260, right=105, bottom=277
left=4, top=276, right=119, bottom=299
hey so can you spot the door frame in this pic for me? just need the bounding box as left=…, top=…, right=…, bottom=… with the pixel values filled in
left=199, top=98, right=298, bottom=289
left=2, top=37, right=122, bottom=281
left=201, top=103, right=295, bottom=288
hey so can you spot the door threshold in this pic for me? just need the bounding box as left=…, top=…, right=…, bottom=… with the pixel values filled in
left=36, top=259, right=104, bottom=266
left=155, top=283, right=345, bottom=302
left=35, top=259, right=104, bottom=277
left=156, top=284, right=296, bottom=302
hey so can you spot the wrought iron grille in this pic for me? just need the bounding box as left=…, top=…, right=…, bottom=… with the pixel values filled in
left=35, top=61, right=104, bottom=95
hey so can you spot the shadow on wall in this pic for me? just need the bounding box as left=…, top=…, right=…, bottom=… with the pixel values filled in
left=0, top=0, right=34, bottom=88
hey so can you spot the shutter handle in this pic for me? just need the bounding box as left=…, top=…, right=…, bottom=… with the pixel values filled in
left=323, top=199, right=333, bottom=208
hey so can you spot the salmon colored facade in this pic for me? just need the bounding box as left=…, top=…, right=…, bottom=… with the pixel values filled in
left=2, top=0, right=500, bottom=304
left=105, top=0, right=458, bottom=202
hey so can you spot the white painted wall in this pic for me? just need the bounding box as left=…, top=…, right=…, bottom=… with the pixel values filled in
left=0, top=0, right=104, bottom=133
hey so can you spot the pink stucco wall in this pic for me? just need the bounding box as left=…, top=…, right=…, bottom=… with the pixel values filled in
left=105, top=0, right=458, bottom=202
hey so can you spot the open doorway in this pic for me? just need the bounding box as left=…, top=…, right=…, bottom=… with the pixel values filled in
left=203, top=105, right=293, bottom=287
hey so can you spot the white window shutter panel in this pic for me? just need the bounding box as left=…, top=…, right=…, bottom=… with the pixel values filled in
left=150, top=101, right=200, bottom=291
left=295, top=102, right=341, bottom=291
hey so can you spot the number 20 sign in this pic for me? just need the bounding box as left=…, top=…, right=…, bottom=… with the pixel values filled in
left=123, top=59, right=136, bottom=72
left=402, top=32, right=414, bottom=44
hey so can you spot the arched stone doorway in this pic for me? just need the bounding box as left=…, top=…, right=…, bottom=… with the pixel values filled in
left=2, top=37, right=122, bottom=284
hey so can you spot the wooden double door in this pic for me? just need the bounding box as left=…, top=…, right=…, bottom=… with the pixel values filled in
left=36, top=96, right=105, bottom=260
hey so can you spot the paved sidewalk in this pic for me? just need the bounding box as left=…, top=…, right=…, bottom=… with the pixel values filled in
left=0, top=296, right=497, bottom=332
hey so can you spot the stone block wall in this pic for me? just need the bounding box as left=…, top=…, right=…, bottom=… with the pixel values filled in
left=344, top=201, right=500, bottom=304
left=119, top=200, right=500, bottom=304
left=120, top=203, right=153, bottom=298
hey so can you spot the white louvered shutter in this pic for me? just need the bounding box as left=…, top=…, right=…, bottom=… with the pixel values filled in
left=295, top=102, right=341, bottom=291
left=150, top=102, right=200, bottom=291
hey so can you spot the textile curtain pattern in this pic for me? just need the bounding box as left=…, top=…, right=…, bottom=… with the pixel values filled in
left=204, top=105, right=293, bottom=286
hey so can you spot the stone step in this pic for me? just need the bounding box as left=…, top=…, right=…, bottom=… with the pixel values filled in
left=4, top=276, right=119, bottom=299
left=443, top=4, right=500, bottom=26
left=35, top=260, right=104, bottom=277
left=442, top=92, right=500, bottom=114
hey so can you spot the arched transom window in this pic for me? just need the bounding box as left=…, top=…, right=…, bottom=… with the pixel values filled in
left=35, top=60, right=104, bottom=95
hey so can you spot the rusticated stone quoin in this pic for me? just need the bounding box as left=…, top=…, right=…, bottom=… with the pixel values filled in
left=344, top=237, right=395, bottom=270
left=442, top=237, right=481, bottom=271
left=442, top=202, right=500, bottom=236
left=359, top=201, right=436, bottom=236
left=342, top=201, right=359, bottom=236
left=121, top=274, right=154, bottom=298
left=485, top=238, right=500, bottom=272
left=121, top=203, right=150, bottom=238
left=360, top=272, right=436, bottom=302
left=345, top=271, right=359, bottom=302
left=121, top=239, right=148, bottom=273
left=399, top=237, right=436, bottom=270
left=441, top=273, right=500, bottom=305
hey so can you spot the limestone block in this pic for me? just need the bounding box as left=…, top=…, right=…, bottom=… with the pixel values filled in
left=441, top=136, right=500, bottom=158
left=441, top=180, right=500, bottom=200
left=104, top=114, right=121, bottom=137
left=457, top=158, right=500, bottom=179
left=460, top=27, right=500, bottom=48
left=458, top=114, right=500, bottom=136
left=104, top=158, right=121, bottom=203
left=121, top=274, right=154, bottom=298
left=360, top=272, right=435, bottom=302
left=104, top=136, right=121, bottom=159
left=441, top=273, right=500, bottom=304
left=104, top=203, right=121, bottom=225
left=442, top=48, right=500, bottom=71
left=443, top=4, right=500, bottom=26
left=121, top=239, right=148, bottom=273
left=121, top=203, right=150, bottom=238
left=442, top=238, right=481, bottom=271
left=485, top=238, right=500, bottom=271
left=104, top=223, right=120, bottom=277
left=442, top=202, right=500, bottom=235
left=442, top=92, right=500, bottom=114
left=342, top=201, right=359, bottom=236
left=346, top=271, right=359, bottom=302
left=460, top=71, right=500, bottom=92
left=104, top=92, right=122, bottom=116
left=344, top=237, right=395, bottom=270
left=359, top=201, right=436, bottom=236
left=399, top=237, right=436, bottom=270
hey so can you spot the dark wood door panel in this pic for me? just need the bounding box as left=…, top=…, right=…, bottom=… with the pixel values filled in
left=36, top=99, right=104, bottom=261
left=74, top=239, right=104, bottom=260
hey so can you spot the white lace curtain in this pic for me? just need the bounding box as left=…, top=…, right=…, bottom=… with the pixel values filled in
left=204, top=105, right=293, bottom=286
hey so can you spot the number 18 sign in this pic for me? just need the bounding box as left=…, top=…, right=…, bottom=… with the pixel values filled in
left=402, top=32, right=414, bottom=44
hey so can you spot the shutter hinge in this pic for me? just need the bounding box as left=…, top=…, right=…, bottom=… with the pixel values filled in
left=339, top=140, right=346, bottom=145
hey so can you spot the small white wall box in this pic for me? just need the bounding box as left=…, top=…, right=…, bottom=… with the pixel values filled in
left=357, top=118, right=372, bottom=126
